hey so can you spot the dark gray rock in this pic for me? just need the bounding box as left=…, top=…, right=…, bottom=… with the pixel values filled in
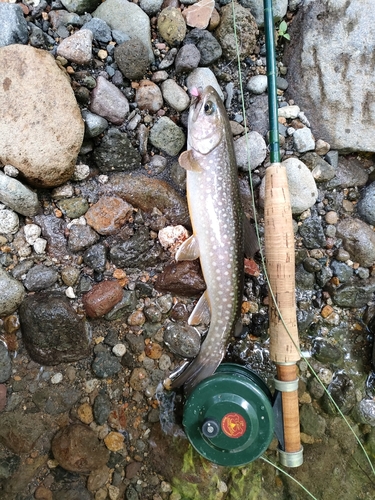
left=295, top=264, right=316, bottom=290
left=0, top=4, right=28, bottom=47
left=83, top=243, right=107, bottom=272
left=34, top=214, right=69, bottom=260
left=24, top=264, right=58, bottom=291
left=325, top=156, right=368, bottom=190
left=0, top=170, right=40, bottom=216
left=54, top=485, right=94, bottom=500
left=82, top=110, right=108, bottom=138
left=300, top=403, right=326, bottom=438
left=330, top=276, right=375, bottom=308
left=0, top=343, right=11, bottom=383
left=93, top=128, right=141, bottom=172
left=68, top=224, right=100, bottom=252
left=32, top=386, right=81, bottom=415
left=0, top=413, right=45, bottom=454
left=322, top=372, right=356, bottom=415
left=316, top=266, right=333, bottom=288
left=330, top=260, right=353, bottom=283
left=19, top=292, right=90, bottom=365
left=312, top=338, right=342, bottom=364
left=357, top=181, right=375, bottom=225
left=109, top=226, right=160, bottom=268
left=28, top=22, right=55, bottom=49
left=82, top=17, right=112, bottom=42
left=299, top=216, right=326, bottom=249
left=104, top=290, right=137, bottom=320
left=57, top=197, right=89, bottom=219
left=175, top=44, right=201, bottom=74
left=184, top=28, right=222, bottom=66
left=336, top=218, right=375, bottom=267
left=93, top=391, right=111, bottom=425
left=92, top=351, right=122, bottom=378
left=61, top=0, right=101, bottom=14
left=246, top=94, right=269, bottom=137
left=114, top=38, right=150, bottom=81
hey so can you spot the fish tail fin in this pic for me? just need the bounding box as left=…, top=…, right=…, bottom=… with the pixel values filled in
left=165, top=351, right=223, bottom=395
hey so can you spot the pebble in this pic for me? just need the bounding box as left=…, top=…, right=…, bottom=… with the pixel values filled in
left=82, top=17, right=112, bottom=43
left=0, top=267, right=25, bottom=316
left=112, top=344, right=127, bottom=357
left=0, top=171, right=40, bottom=216
left=72, top=164, right=90, bottom=181
left=186, top=67, right=224, bottom=99
left=149, top=117, right=186, bottom=156
left=104, top=431, right=125, bottom=452
left=155, top=260, right=206, bottom=295
left=140, top=0, right=163, bottom=15
left=58, top=197, right=89, bottom=219
left=19, top=292, right=90, bottom=364
left=234, top=132, right=267, bottom=170
left=51, top=373, right=63, bottom=384
left=247, top=75, right=268, bottom=94
left=135, top=80, right=164, bottom=113
left=57, top=29, right=93, bottom=64
left=299, top=216, right=326, bottom=249
left=278, top=105, right=300, bottom=119
left=175, top=44, right=201, bottom=74
left=315, top=139, right=330, bottom=155
left=163, top=323, right=201, bottom=358
left=93, top=392, right=112, bottom=425
left=293, top=127, right=315, bottom=153
left=68, top=224, right=100, bottom=252
left=24, top=264, right=58, bottom=291
left=83, top=280, right=124, bottom=318
left=129, top=367, right=150, bottom=391
left=82, top=110, right=108, bottom=138
left=158, top=7, right=187, bottom=46
left=158, top=225, right=189, bottom=253
left=159, top=47, right=178, bottom=70
left=114, top=38, right=150, bottom=80
left=85, top=196, right=133, bottom=235
left=354, top=399, right=375, bottom=426
left=52, top=423, right=110, bottom=473
left=0, top=208, right=19, bottom=234
left=90, top=76, right=130, bottom=125
left=0, top=412, right=46, bottom=454
left=24, top=223, right=41, bottom=244
left=184, top=28, right=222, bottom=66
left=183, top=0, right=214, bottom=29
left=83, top=243, right=107, bottom=272
left=357, top=181, right=375, bottom=225
left=161, top=79, right=190, bottom=112
left=93, top=128, right=141, bottom=172
left=0, top=3, right=28, bottom=47
left=92, top=351, right=122, bottom=378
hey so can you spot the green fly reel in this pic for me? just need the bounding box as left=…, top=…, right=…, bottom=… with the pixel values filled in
left=183, top=363, right=275, bottom=467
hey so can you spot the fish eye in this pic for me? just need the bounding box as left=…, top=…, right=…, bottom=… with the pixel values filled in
left=204, top=101, right=215, bottom=115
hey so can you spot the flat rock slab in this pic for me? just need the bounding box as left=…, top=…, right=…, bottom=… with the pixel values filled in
left=0, top=45, right=84, bottom=187
left=284, top=0, right=375, bottom=152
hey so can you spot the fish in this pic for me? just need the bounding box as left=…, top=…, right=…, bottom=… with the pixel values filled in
left=164, top=85, right=258, bottom=394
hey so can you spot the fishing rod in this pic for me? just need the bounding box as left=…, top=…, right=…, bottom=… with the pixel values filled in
left=263, top=0, right=303, bottom=467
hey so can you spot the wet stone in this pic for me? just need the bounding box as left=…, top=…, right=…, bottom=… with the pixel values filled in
left=68, top=224, right=100, bottom=252
left=52, top=423, right=110, bottom=474
left=299, top=216, right=326, bottom=249
left=0, top=342, right=11, bottom=383
left=0, top=170, right=40, bottom=216
left=330, top=277, right=375, bottom=308
left=322, top=372, right=357, bottom=415
left=61, top=266, right=81, bottom=286
left=330, top=260, right=353, bottom=283
left=0, top=412, right=45, bottom=454
left=93, top=392, right=112, bottom=425
left=163, top=323, right=201, bottom=358
left=85, top=196, right=133, bottom=235
left=184, top=28, right=222, bottom=65
left=34, top=214, right=69, bottom=259
left=82, top=110, right=108, bottom=138
left=83, top=243, right=107, bottom=272
left=336, top=218, right=375, bottom=267
left=24, top=264, right=58, bottom=291
left=126, top=332, right=145, bottom=355
left=19, top=292, right=90, bottom=365
left=82, top=280, right=124, bottom=318
left=104, top=290, right=137, bottom=320
left=353, top=399, right=375, bottom=426
left=0, top=384, right=7, bottom=411
left=53, top=485, right=93, bottom=500
left=325, top=156, right=368, bottom=190
left=92, top=351, right=122, bottom=378
left=155, top=260, right=206, bottom=296
left=300, top=403, right=326, bottom=438
left=57, top=197, right=89, bottom=219
left=93, top=128, right=141, bottom=172
left=312, top=338, right=342, bottom=364
left=129, top=367, right=150, bottom=391
left=357, top=181, right=375, bottom=225
left=109, top=227, right=157, bottom=268
left=295, top=264, right=316, bottom=290
left=303, top=257, right=322, bottom=273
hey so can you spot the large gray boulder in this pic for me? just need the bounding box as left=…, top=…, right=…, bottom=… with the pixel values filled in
left=284, top=0, right=375, bottom=152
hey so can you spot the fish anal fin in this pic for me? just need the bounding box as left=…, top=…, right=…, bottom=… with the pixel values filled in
left=179, top=150, right=202, bottom=172
left=175, top=234, right=200, bottom=261
left=188, top=291, right=211, bottom=326
left=244, top=214, right=259, bottom=258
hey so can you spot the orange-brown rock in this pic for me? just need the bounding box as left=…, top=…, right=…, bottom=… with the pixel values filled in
left=82, top=280, right=123, bottom=318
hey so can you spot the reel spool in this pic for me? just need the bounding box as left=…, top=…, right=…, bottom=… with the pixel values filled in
left=182, top=363, right=274, bottom=467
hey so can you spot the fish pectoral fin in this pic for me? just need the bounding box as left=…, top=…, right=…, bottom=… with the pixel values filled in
left=179, top=150, right=203, bottom=172
left=243, top=214, right=260, bottom=258
left=175, top=235, right=200, bottom=261
left=188, top=291, right=211, bottom=326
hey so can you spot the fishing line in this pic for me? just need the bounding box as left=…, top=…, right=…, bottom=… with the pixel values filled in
left=230, top=0, right=375, bottom=481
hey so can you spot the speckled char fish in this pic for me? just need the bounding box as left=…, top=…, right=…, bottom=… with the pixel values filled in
left=164, top=85, right=258, bottom=394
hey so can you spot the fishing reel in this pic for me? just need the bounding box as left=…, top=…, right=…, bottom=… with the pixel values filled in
left=182, top=363, right=275, bottom=467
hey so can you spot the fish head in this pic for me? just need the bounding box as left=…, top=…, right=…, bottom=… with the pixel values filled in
left=188, top=86, right=225, bottom=155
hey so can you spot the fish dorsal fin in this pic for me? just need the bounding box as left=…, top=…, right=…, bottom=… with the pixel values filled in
left=188, top=291, right=211, bottom=326
left=179, top=150, right=203, bottom=172
left=243, top=214, right=259, bottom=258
left=175, top=235, right=200, bottom=261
